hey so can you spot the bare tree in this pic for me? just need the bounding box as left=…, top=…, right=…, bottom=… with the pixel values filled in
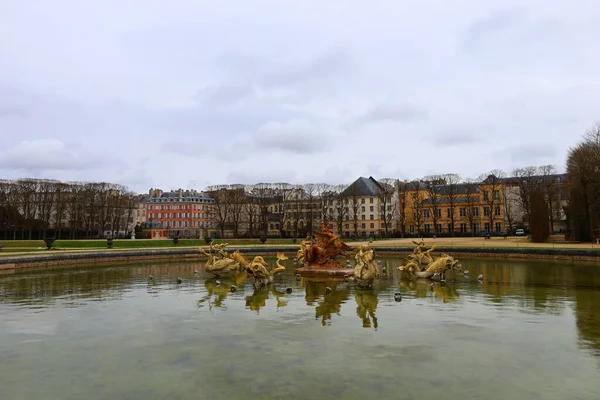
left=375, top=178, right=396, bottom=237
left=512, top=166, right=539, bottom=226
left=463, top=178, right=479, bottom=235
left=500, top=181, right=518, bottom=233
left=410, top=181, right=424, bottom=236
left=328, top=184, right=346, bottom=236
left=53, top=182, right=70, bottom=239
left=316, top=183, right=335, bottom=227
left=396, top=180, right=409, bottom=238
left=539, top=165, right=558, bottom=233
left=423, top=175, right=443, bottom=235
left=243, top=184, right=260, bottom=237
left=567, top=121, right=600, bottom=241
left=252, top=183, right=274, bottom=235
left=302, top=184, right=319, bottom=236
left=443, top=173, right=462, bottom=236
left=206, top=185, right=232, bottom=238
left=344, top=184, right=361, bottom=238
left=228, top=184, right=246, bottom=238
left=478, top=170, right=506, bottom=234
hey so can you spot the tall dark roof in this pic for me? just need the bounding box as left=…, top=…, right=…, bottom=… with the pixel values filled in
left=341, top=176, right=383, bottom=197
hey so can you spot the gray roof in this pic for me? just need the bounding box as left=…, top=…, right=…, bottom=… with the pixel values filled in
left=147, top=190, right=213, bottom=203
left=501, top=173, right=567, bottom=184
left=340, top=176, right=383, bottom=197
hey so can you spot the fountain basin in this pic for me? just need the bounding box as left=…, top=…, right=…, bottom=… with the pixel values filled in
left=295, top=266, right=355, bottom=278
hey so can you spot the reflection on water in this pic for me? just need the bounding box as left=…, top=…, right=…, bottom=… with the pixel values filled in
left=1, top=257, right=600, bottom=399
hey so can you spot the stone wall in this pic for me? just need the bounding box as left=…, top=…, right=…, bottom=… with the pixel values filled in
left=1, top=245, right=599, bottom=275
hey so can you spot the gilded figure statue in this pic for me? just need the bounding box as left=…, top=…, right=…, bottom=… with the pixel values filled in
left=353, top=243, right=377, bottom=289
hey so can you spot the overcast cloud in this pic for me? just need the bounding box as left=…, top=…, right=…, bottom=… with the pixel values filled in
left=1, top=0, right=598, bottom=193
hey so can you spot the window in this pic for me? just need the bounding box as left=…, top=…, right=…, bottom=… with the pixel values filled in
left=424, top=224, right=431, bottom=233
left=447, top=208, right=452, bottom=217
left=369, top=198, right=374, bottom=203
left=493, top=190, right=500, bottom=200
left=361, top=198, right=365, bottom=204
left=370, top=206, right=374, bottom=211
left=459, top=208, right=466, bottom=217
left=435, top=209, right=441, bottom=218
left=495, top=222, right=502, bottom=232
left=436, top=224, right=442, bottom=233
left=361, top=223, right=366, bottom=228
left=370, top=214, right=374, bottom=220
left=387, top=205, right=392, bottom=211
left=361, top=206, right=365, bottom=212
left=472, top=207, right=479, bottom=216
left=370, top=223, right=374, bottom=228
left=410, top=225, right=415, bottom=233
left=495, top=206, right=501, bottom=216
left=483, top=191, right=489, bottom=201
left=484, top=207, right=490, bottom=216
left=423, top=209, right=430, bottom=218
left=484, top=223, right=490, bottom=232
left=460, top=223, right=467, bottom=232
left=361, top=215, right=365, bottom=220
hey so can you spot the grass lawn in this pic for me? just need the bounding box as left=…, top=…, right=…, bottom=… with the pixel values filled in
left=1, top=236, right=599, bottom=253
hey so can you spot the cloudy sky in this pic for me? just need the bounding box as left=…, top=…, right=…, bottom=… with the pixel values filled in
left=1, top=1, right=598, bottom=193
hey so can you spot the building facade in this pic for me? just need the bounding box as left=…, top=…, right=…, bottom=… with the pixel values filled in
left=399, top=176, right=506, bottom=236
left=144, top=188, right=216, bottom=239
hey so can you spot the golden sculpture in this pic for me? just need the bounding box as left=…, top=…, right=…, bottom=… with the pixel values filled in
left=246, top=252, right=288, bottom=288
left=297, top=222, right=352, bottom=270
left=199, top=242, right=247, bottom=277
left=398, top=241, right=461, bottom=280
left=353, top=243, right=377, bottom=289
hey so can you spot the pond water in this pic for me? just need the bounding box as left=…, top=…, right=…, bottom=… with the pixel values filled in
left=1, top=256, right=599, bottom=400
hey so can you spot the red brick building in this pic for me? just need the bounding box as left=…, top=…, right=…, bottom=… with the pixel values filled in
left=145, top=188, right=216, bottom=239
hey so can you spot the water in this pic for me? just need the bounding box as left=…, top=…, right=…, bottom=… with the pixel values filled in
left=1, top=257, right=599, bottom=400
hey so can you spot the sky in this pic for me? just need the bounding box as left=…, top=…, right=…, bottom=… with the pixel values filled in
left=1, top=0, right=599, bottom=194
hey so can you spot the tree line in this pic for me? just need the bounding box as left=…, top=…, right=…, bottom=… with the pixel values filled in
left=0, top=178, right=137, bottom=240
left=567, top=122, right=600, bottom=242
left=205, top=180, right=397, bottom=239
left=206, top=167, right=567, bottom=240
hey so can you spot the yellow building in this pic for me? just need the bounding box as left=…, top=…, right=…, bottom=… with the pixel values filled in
left=399, top=175, right=505, bottom=236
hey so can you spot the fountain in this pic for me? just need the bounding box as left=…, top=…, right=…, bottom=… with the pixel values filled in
left=397, top=240, right=461, bottom=280
left=353, top=243, right=377, bottom=289
left=294, top=222, right=354, bottom=278
left=199, top=242, right=249, bottom=277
